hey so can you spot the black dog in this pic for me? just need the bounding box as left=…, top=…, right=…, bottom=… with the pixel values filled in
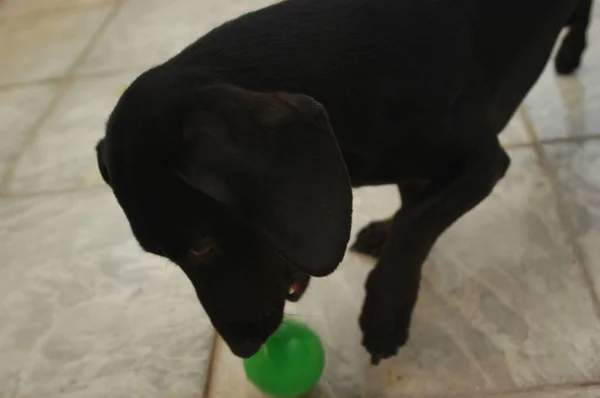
left=96, top=0, right=593, bottom=365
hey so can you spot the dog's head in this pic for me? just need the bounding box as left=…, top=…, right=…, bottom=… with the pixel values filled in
left=96, top=69, right=352, bottom=357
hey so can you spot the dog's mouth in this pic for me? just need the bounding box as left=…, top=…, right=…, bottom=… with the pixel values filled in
left=231, top=340, right=264, bottom=358
left=286, top=266, right=310, bottom=302
left=222, top=268, right=309, bottom=358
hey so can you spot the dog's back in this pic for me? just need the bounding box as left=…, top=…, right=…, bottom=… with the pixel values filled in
left=167, top=0, right=577, bottom=145
left=465, top=0, right=578, bottom=129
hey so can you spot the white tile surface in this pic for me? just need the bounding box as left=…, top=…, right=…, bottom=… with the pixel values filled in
left=0, top=190, right=214, bottom=398
left=0, top=84, right=57, bottom=181
left=480, top=388, right=600, bottom=398
left=0, top=0, right=112, bottom=18
left=500, top=111, right=532, bottom=147
left=525, top=19, right=600, bottom=139
left=7, top=72, right=140, bottom=194
left=544, top=140, right=600, bottom=298
left=0, top=7, right=111, bottom=85
left=359, top=150, right=600, bottom=396
left=78, top=0, right=276, bottom=75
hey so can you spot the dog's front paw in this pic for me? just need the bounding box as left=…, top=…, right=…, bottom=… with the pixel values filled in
left=555, top=34, right=585, bottom=75
left=359, top=285, right=411, bottom=365
left=351, top=219, right=392, bottom=258
left=555, top=47, right=581, bottom=75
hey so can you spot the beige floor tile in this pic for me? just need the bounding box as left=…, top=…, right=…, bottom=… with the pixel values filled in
left=500, top=111, right=531, bottom=147
left=208, top=149, right=600, bottom=397
left=525, top=20, right=600, bottom=139
left=478, top=387, right=600, bottom=398
left=0, top=7, right=110, bottom=85
left=0, top=0, right=111, bottom=18
left=209, top=338, right=600, bottom=398
left=543, top=140, right=600, bottom=298
left=7, top=71, right=141, bottom=194
left=0, top=189, right=213, bottom=398
left=361, top=148, right=600, bottom=396
left=208, top=338, right=261, bottom=398
left=78, top=0, right=276, bottom=75
left=0, top=84, right=57, bottom=182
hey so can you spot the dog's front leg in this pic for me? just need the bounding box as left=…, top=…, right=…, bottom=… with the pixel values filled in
left=555, top=0, right=592, bottom=75
left=359, top=140, right=510, bottom=365
left=352, top=182, right=428, bottom=258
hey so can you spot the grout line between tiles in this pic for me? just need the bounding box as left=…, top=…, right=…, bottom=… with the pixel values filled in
left=0, top=185, right=107, bottom=200
left=535, top=132, right=600, bottom=146
left=463, top=380, right=600, bottom=397
left=202, top=333, right=220, bottom=398
left=502, top=142, right=535, bottom=150
left=0, top=1, right=117, bottom=22
left=517, top=106, right=540, bottom=145
left=202, top=334, right=600, bottom=398
left=0, top=0, right=126, bottom=195
left=0, top=65, right=148, bottom=91
left=518, top=105, right=600, bottom=321
left=365, top=380, right=600, bottom=398
left=0, top=89, right=68, bottom=193
left=381, top=380, right=600, bottom=398
left=0, top=76, right=64, bottom=91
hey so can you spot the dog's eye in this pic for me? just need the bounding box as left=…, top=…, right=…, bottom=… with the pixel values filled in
left=187, top=238, right=218, bottom=263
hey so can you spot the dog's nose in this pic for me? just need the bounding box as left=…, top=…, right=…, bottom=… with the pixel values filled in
left=232, top=340, right=263, bottom=358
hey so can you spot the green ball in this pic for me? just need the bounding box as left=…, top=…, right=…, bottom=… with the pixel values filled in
left=243, top=318, right=325, bottom=398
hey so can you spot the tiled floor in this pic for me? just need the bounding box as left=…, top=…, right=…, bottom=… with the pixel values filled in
left=1, top=1, right=600, bottom=397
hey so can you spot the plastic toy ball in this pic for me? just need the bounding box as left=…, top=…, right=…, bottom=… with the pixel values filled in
left=243, top=318, right=325, bottom=397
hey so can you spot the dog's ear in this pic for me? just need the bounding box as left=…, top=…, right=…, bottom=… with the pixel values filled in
left=178, top=84, right=352, bottom=276
left=95, top=139, right=110, bottom=185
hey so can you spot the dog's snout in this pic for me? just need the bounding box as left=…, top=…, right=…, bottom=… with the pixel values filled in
left=232, top=340, right=263, bottom=358
left=258, top=307, right=277, bottom=321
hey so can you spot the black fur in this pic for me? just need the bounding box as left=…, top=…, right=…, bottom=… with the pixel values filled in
left=96, top=0, right=592, bottom=363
